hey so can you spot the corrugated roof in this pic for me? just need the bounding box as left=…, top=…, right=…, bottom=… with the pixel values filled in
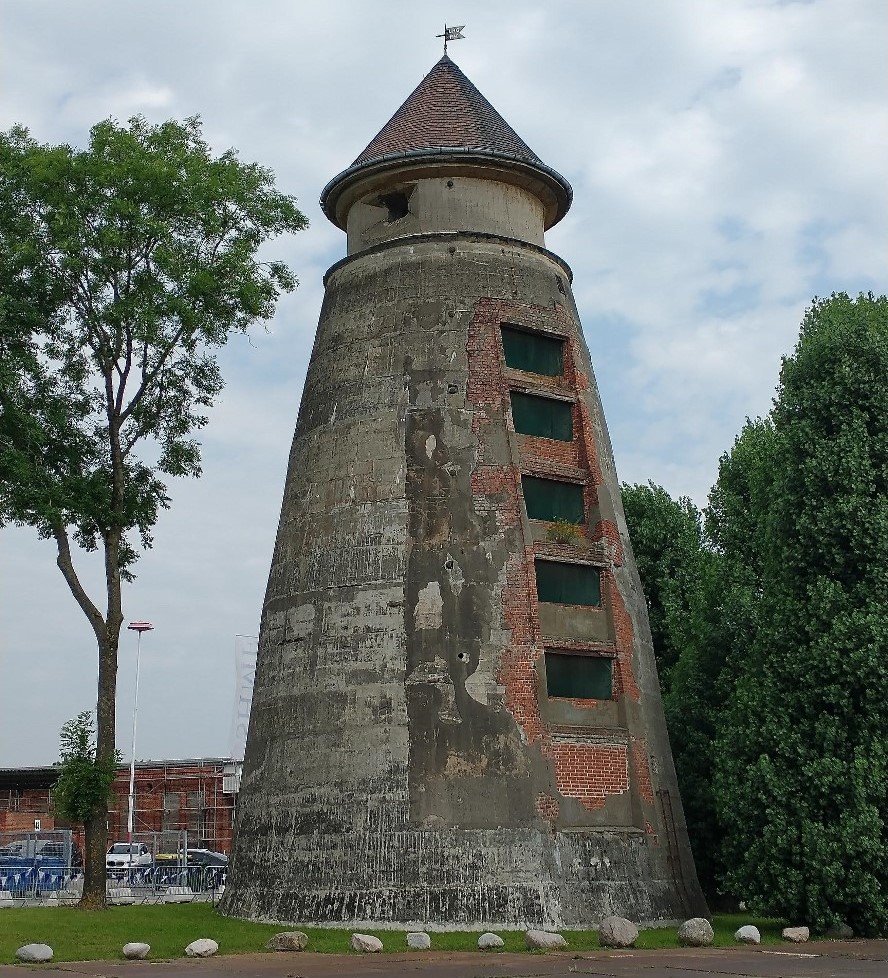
left=353, top=54, right=542, bottom=166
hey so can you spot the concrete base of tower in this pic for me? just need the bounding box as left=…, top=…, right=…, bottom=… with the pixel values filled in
left=219, top=826, right=706, bottom=929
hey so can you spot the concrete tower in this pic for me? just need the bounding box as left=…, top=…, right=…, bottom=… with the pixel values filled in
left=222, top=55, right=706, bottom=929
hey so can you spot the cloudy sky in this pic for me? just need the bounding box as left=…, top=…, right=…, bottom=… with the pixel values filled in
left=1, top=0, right=885, bottom=767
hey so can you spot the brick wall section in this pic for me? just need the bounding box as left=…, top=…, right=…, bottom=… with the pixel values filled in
left=551, top=744, right=629, bottom=810
left=105, top=761, right=235, bottom=852
left=535, top=792, right=560, bottom=823
left=631, top=736, right=655, bottom=805
left=467, top=296, right=645, bottom=814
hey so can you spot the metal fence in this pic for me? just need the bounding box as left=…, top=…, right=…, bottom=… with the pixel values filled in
left=0, top=829, right=226, bottom=905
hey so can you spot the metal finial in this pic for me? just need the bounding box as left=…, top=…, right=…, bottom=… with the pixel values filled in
left=436, top=24, right=465, bottom=55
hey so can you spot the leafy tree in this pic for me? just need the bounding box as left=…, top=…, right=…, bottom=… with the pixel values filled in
left=659, top=421, right=775, bottom=897
left=714, top=294, right=888, bottom=935
left=53, top=712, right=119, bottom=827
left=0, top=116, right=307, bottom=907
left=621, top=481, right=705, bottom=691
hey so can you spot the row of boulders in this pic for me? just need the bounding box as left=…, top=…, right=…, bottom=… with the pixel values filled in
left=14, top=939, right=219, bottom=963
left=7, top=918, right=834, bottom=962
left=344, top=929, right=569, bottom=952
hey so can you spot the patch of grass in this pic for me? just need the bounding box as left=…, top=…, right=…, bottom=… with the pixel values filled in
left=0, top=906, right=792, bottom=964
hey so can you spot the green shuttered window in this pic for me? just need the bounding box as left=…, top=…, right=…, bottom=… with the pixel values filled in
left=522, top=476, right=584, bottom=523
left=510, top=392, right=573, bottom=441
left=545, top=652, right=613, bottom=699
left=535, top=560, right=601, bottom=606
left=501, top=325, right=564, bottom=376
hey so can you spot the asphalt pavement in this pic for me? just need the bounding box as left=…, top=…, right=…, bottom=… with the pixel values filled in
left=1, top=941, right=887, bottom=978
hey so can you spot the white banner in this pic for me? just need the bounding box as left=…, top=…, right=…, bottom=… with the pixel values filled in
left=229, top=635, right=258, bottom=761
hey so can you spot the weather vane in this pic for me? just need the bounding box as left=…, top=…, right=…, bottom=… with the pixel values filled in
left=436, top=24, right=465, bottom=55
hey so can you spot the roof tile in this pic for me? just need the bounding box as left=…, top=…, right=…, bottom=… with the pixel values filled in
left=354, top=55, right=542, bottom=166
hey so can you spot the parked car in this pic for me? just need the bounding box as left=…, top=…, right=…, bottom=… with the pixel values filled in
left=105, top=842, right=153, bottom=874
left=154, top=848, right=227, bottom=867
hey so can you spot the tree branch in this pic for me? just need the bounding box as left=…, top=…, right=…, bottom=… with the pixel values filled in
left=53, top=523, right=107, bottom=644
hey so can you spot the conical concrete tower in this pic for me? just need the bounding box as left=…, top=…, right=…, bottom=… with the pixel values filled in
left=222, top=55, right=707, bottom=929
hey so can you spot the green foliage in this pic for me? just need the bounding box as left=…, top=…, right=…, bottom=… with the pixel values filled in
left=621, top=482, right=706, bottom=690
left=714, top=293, right=888, bottom=935
left=0, top=116, right=307, bottom=569
left=53, top=712, right=118, bottom=824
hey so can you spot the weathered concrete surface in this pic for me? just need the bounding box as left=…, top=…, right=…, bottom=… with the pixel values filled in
left=3, top=943, right=887, bottom=978
left=222, top=58, right=706, bottom=930
left=222, top=225, right=705, bottom=928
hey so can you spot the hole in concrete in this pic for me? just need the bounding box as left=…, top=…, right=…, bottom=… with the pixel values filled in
left=446, top=180, right=454, bottom=188
left=378, top=190, right=410, bottom=222
left=457, top=652, right=468, bottom=661
left=447, top=383, right=459, bottom=394
left=445, top=558, right=455, bottom=569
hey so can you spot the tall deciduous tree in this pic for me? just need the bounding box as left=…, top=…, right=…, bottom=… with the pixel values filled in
left=621, top=482, right=706, bottom=692
left=715, top=293, right=888, bottom=934
left=0, top=117, right=307, bottom=907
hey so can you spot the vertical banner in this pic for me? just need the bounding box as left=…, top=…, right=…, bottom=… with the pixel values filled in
left=229, top=635, right=258, bottom=761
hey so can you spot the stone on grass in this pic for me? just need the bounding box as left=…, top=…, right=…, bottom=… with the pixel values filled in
left=782, top=926, right=809, bottom=943
left=478, top=932, right=504, bottom=950
left=351, top=933, right=383, bottom=952
left=678, top=918, right=714, bottom=947
left=15, top=944, right=53, bottom=963
left=525, top=929, right=568, bottom=950
left=735, top=925, right=761, bottom=944
left=407, top=931, right=431, bottom=949
left=123, top=942, right=150, bottom=959
left=826, top=923, right=854, bottom=939
left=598, top=916, right=638, bottom=948
left=185, top=938, right=218, bottom=957
left=265, top=931, right=309, bottom=951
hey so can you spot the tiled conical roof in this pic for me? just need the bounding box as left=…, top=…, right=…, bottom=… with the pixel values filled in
left=320, top=55, right=572, bottom=230
left=353, top=54, right=542, bottom=166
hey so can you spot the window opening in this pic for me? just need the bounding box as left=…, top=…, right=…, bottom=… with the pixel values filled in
left=510, top=391, right=573, bottom=441
left=545, top=652, right=613, bottom=699
left=522, top=475, right=584, bottom=523
left=501, top=325, right=564, bottom=375
left=535, top=560, right=601, bottom=606
left=378, top=190, right=410, bottom=222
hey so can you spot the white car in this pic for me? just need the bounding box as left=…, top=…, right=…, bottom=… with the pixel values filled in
left=105, top=842, right=153, bottom=873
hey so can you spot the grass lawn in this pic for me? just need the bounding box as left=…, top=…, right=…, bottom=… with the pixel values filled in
left=0, top=904, right=788, bottom=964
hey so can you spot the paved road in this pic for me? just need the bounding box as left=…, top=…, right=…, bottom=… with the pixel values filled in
left=2, top=942, right=887, bottom=977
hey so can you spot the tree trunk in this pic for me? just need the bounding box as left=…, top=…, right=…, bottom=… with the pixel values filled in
left=80, top=627, right=119, bottom=908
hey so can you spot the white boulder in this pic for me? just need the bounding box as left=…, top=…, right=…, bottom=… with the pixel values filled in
left=16, top=944, right=54, bottom=962
left=478, top=932, right=504, bottom=949
left=406, top=931, right=431, bottom=949
left=782, top=926, right=809, bottom=943
left=123, top=942, right=150, bottom=959
left=598, top=915, right=638, bottom=948
left=678, top=918, right=714, bottom=947
left=185, top=938, right=219, bottom=957
left=525, top=929, right=568, bottom=950
left=351, top=933, right=383, bottom=952
left=735, top=925, right=761, bottom=944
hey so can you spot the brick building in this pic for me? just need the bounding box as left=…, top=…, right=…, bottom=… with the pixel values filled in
left=0, top=758, right=239, bottom=853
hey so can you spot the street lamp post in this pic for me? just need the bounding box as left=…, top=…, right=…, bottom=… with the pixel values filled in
left=126, top=621, right=153, bottom=846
